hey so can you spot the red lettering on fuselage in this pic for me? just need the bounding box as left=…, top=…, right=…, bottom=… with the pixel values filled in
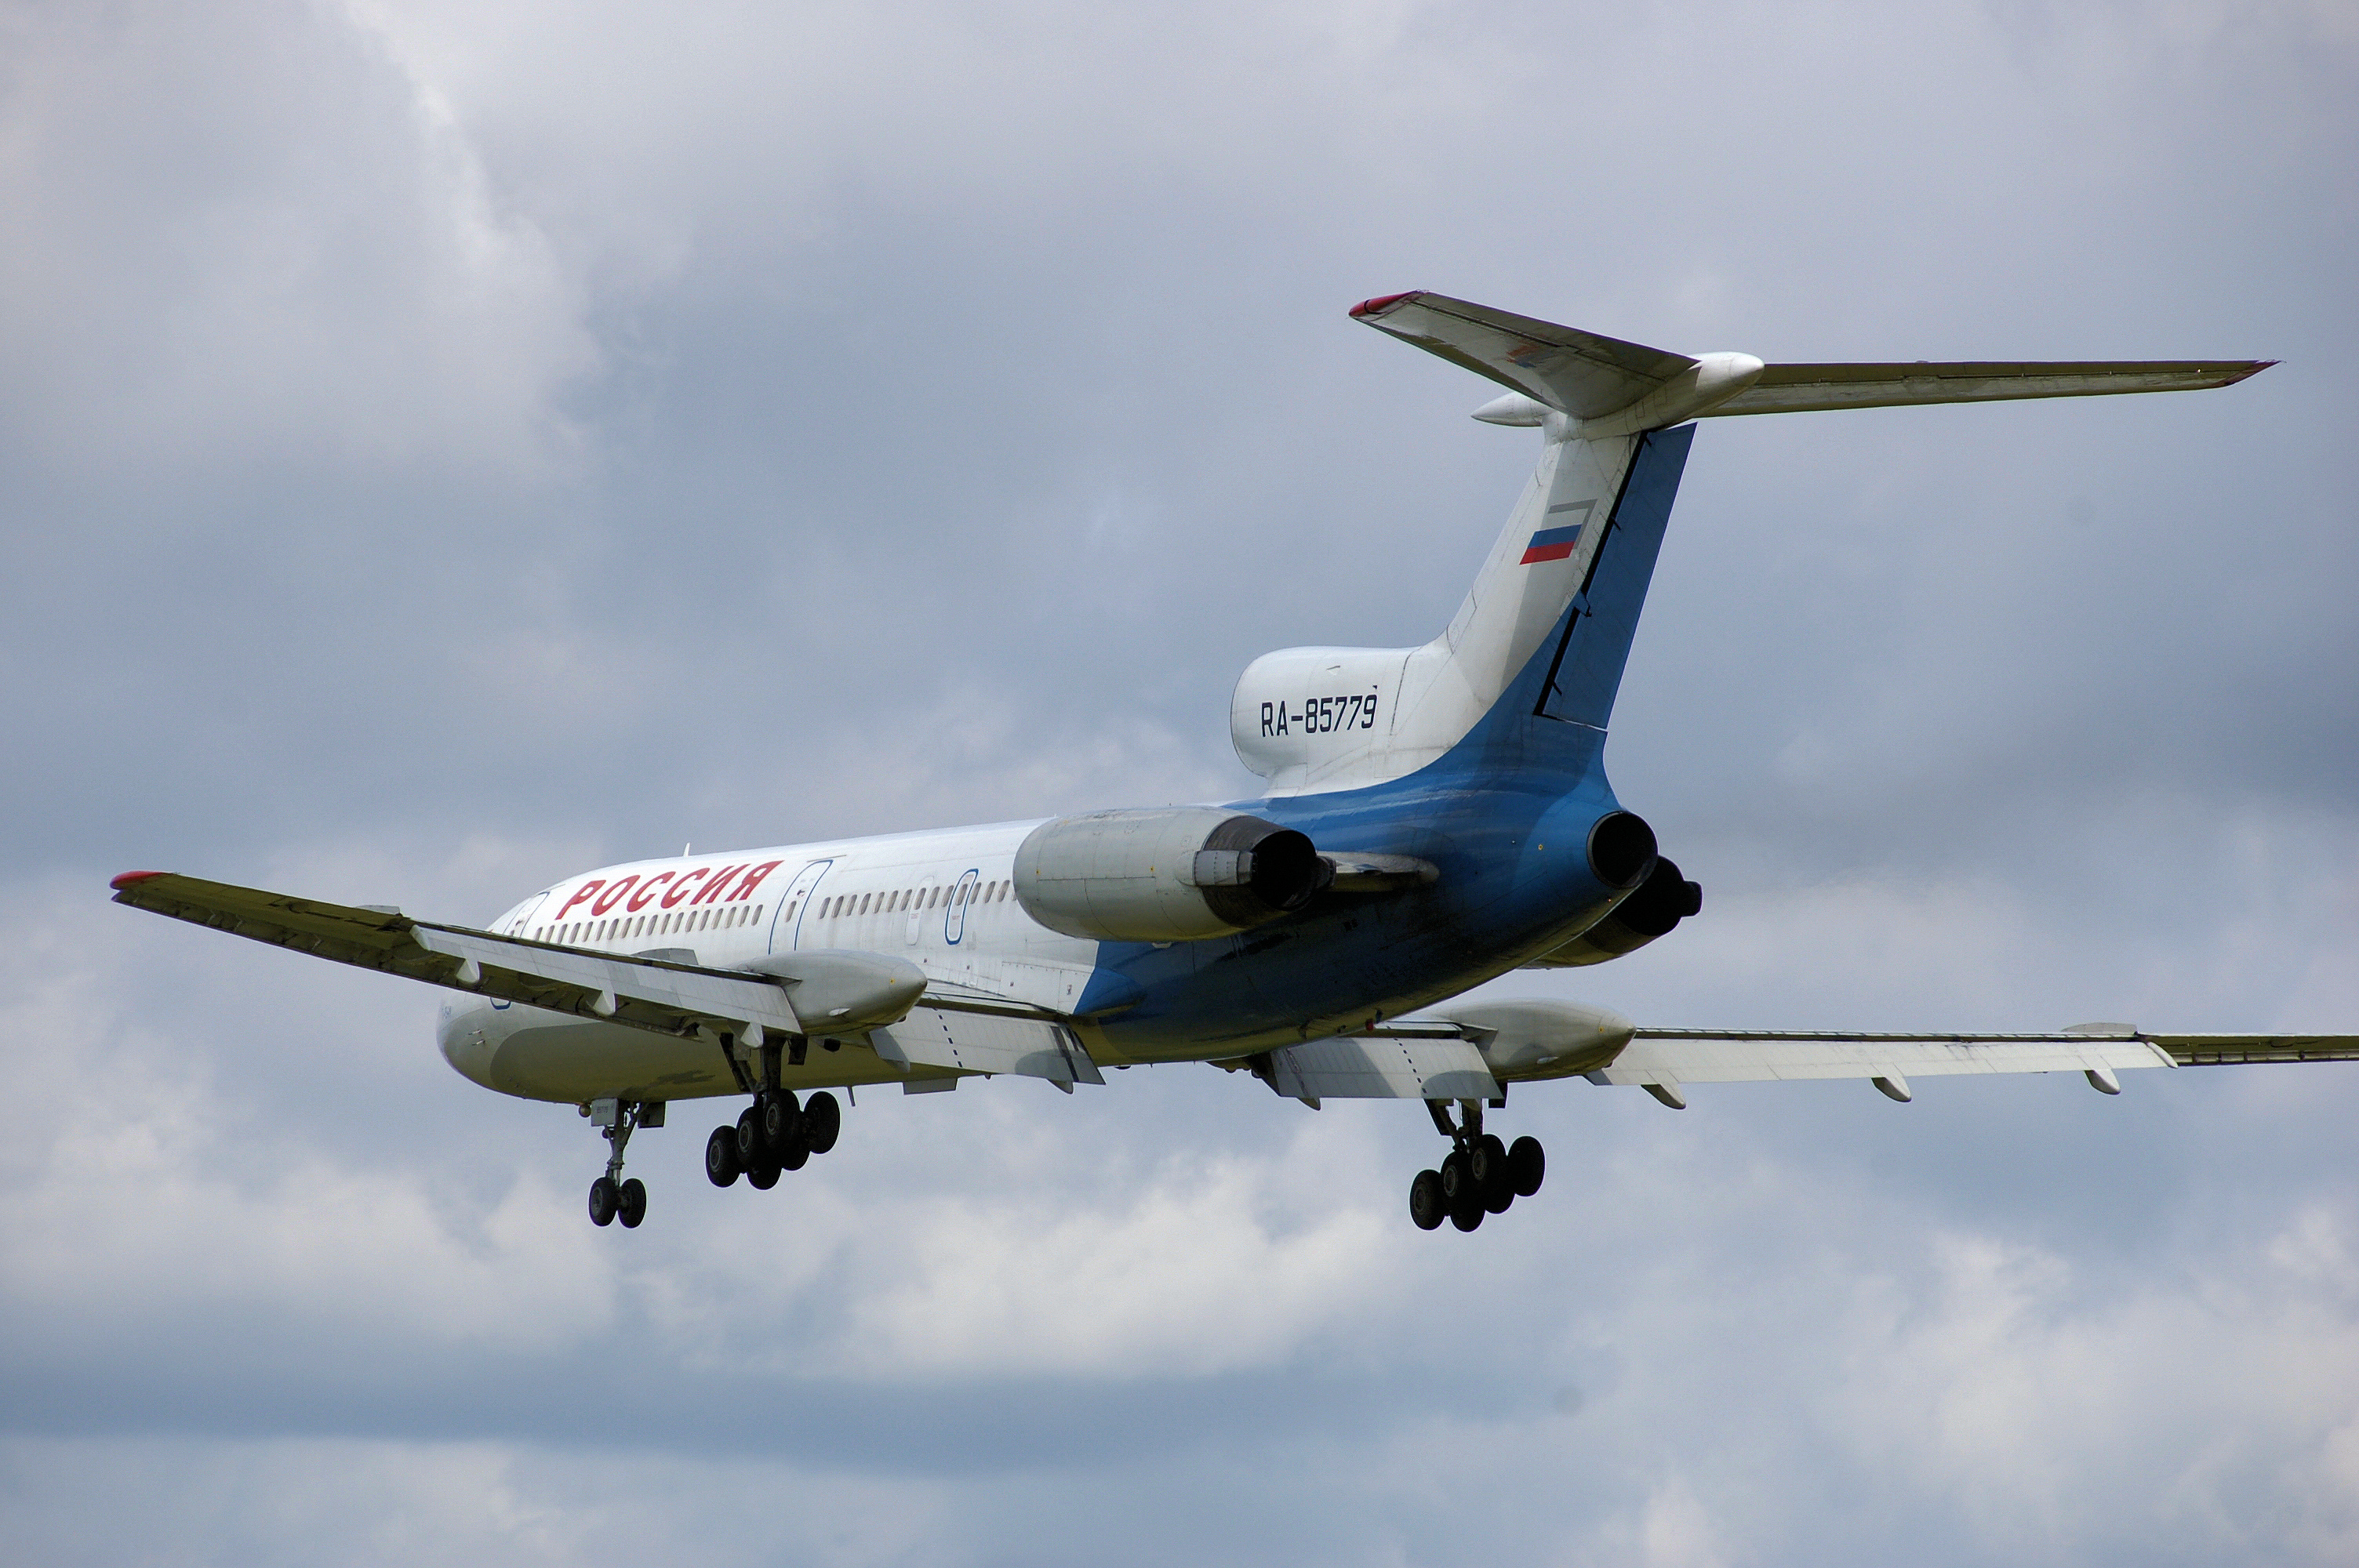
left=690, top=865, right=747, bottom=904
left=555, top=880, right=604, bottom=919
left=627, top=871, right=673, bottom=911
left=662, top=868, right=709, bottom=907
left=590, top=875, right=638, bottom=916
left=732, top=860, right=783, bottom=901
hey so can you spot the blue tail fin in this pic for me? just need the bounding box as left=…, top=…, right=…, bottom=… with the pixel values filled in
left=1533, top=423, right=1694, bottom=732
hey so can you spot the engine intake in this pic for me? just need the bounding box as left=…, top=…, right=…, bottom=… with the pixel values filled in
left=1015, top=808, right=1328, bottom=942
left=1587, top=810, right=1658, bottom=890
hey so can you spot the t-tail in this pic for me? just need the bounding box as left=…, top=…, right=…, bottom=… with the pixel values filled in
left=1230, top=291, right=2271, bottom=800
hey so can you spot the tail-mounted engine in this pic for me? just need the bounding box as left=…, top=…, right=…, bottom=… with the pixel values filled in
left=1014, top=808, right=1330, bottom=942
left=1532, top=852, right=1703, bottom=967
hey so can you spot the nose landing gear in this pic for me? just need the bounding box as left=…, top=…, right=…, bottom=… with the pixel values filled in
left=583, top=1098, right=659, bottom=1229
left=1408, top=1099, right=1543, bottom=1232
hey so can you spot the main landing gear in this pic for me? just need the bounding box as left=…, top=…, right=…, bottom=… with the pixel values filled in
left=703, top=1088, right=843, bottom=1192
left=700, top=1031, right=846, bottom=1198
left=584, top=1098, right=659, bottom=1229
left=1408, top=1098, right=1543, bottom=1233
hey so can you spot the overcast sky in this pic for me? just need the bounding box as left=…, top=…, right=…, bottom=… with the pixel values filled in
left=5, top=1, right=2357, bottom=1563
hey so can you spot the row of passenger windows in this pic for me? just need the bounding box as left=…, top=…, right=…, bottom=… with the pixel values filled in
left=537, top=902, right=762, bottom=947
left=813, top=880, right=1010, bottom=920
left=534, top=877, right=1017, bottom=949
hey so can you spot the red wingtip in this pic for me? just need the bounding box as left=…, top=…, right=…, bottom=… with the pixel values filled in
left=1350, top=291, right=1421, bottom=319
left=111, top=870, right=168, bottom=890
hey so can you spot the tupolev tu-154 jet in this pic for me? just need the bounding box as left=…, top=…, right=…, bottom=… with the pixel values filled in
left=112, top=292, right=2352, bottom=1234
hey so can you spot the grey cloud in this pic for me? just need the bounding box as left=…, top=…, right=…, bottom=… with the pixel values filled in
left=4, top=0, right=2357, bottom=1563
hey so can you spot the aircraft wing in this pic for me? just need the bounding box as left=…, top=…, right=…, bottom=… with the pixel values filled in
left=1589, top=1026, right=2359, bottom=1106
left=111, top=870, right=812, bottom=1040
left=1699, top=358, right=2272, bottom=417
left=111, top=870, right=1110, bottom=1089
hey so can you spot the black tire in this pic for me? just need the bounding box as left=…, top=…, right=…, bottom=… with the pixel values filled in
left=802, top=1091, right=841, bottom=1154
left=617, top=1177, right=647, bottom=1229
left=1484, top=1169, right=1515, bottom=1214
left=1468, top=1132, right=1507, bottom=1189
left=706, top=1126, right=742, bottom=1187
left=736, top=1105, right=762, bottom=1163
left=780, top=1139, right=810, bottom=1172
left=587, top=1176, right=619, bottom=1226
left=1438, top=1151, right=1470, bottom=1203
left=761, top=1091, right=802, bottom=1153
left=1508, top=1135, right=1545, bottom=1198
left=1408, top=1169, right=1445, bottom=1231
left=746, top=1159, right=781, bottom=1190
left=1449, top=1188, right=1485, bottom=1232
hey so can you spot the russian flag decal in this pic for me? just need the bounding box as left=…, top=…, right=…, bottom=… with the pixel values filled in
left=1519, top=524, right=1583, bottom=564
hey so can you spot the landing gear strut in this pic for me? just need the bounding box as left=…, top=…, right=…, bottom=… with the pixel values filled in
left=584, top=1098, right=656, bottom=1229
left=1408, top=1098, right=1543, bottom=1233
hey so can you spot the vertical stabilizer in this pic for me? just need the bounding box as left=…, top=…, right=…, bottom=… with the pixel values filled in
left=1230, top=420, right=1692, bottom=795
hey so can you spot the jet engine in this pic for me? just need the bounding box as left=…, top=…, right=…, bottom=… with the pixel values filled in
left=1013, top=808, right=1329, bottom=942
left=1530, top=854, right=1703, bottom=967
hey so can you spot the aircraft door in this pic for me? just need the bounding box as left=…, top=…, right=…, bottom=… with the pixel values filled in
left=944, top=869, right=981, bottom=945
left=765, top=860, right=834, bottom=953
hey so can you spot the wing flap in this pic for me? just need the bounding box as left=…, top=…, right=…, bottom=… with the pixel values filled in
left=871, top=1007, right=1105, bottom=1086
left=1252, top=1036, right=1499, bottom=1102
left=2150, top=1033, right=2359, bottom=1065
left=1703, top=358, right=2271, bottom=417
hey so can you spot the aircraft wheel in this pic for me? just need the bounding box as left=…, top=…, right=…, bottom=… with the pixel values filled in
left=780, top=1138, right=810, bottom=1172
left=1449, top=1188, right=1485, bottom=1232
left=736, top=1105, right=763, bottom=1163
left=746, top=1159, right=781, bottom=1190
left=706, top=1126, right=742, bottom=1187
left=1438, top=1150, right=1471, bottom=1203
left=1483, top=1167, right=1515, bottom=1214
left=587, top=1176, right=620, bottom=1226
left=617, top=1178, right=648, bottom=1229
left=761, top=1091, right=802, bottom=1152
left=802, top=1091, right=841, bottom=1154
left=1508, top=1135, right=1545, bottom=1198
left=1408, top=1169, right=1445, bottom=1231
left=1468, top=1133, right=1508, bottom=1189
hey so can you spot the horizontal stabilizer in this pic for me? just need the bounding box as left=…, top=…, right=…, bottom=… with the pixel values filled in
left=1353, top=291, right=2270, bottom=429
left=1351, top=292, right=1696, bottom=419
left=1703, top=358, right=2271, bottom=417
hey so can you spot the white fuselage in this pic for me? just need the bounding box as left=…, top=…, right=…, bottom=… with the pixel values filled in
left=439, top=821, right=1134, bottom=1105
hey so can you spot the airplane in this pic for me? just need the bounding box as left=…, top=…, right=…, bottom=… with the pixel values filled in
left=110, top=291, right=2354, bottom=1235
